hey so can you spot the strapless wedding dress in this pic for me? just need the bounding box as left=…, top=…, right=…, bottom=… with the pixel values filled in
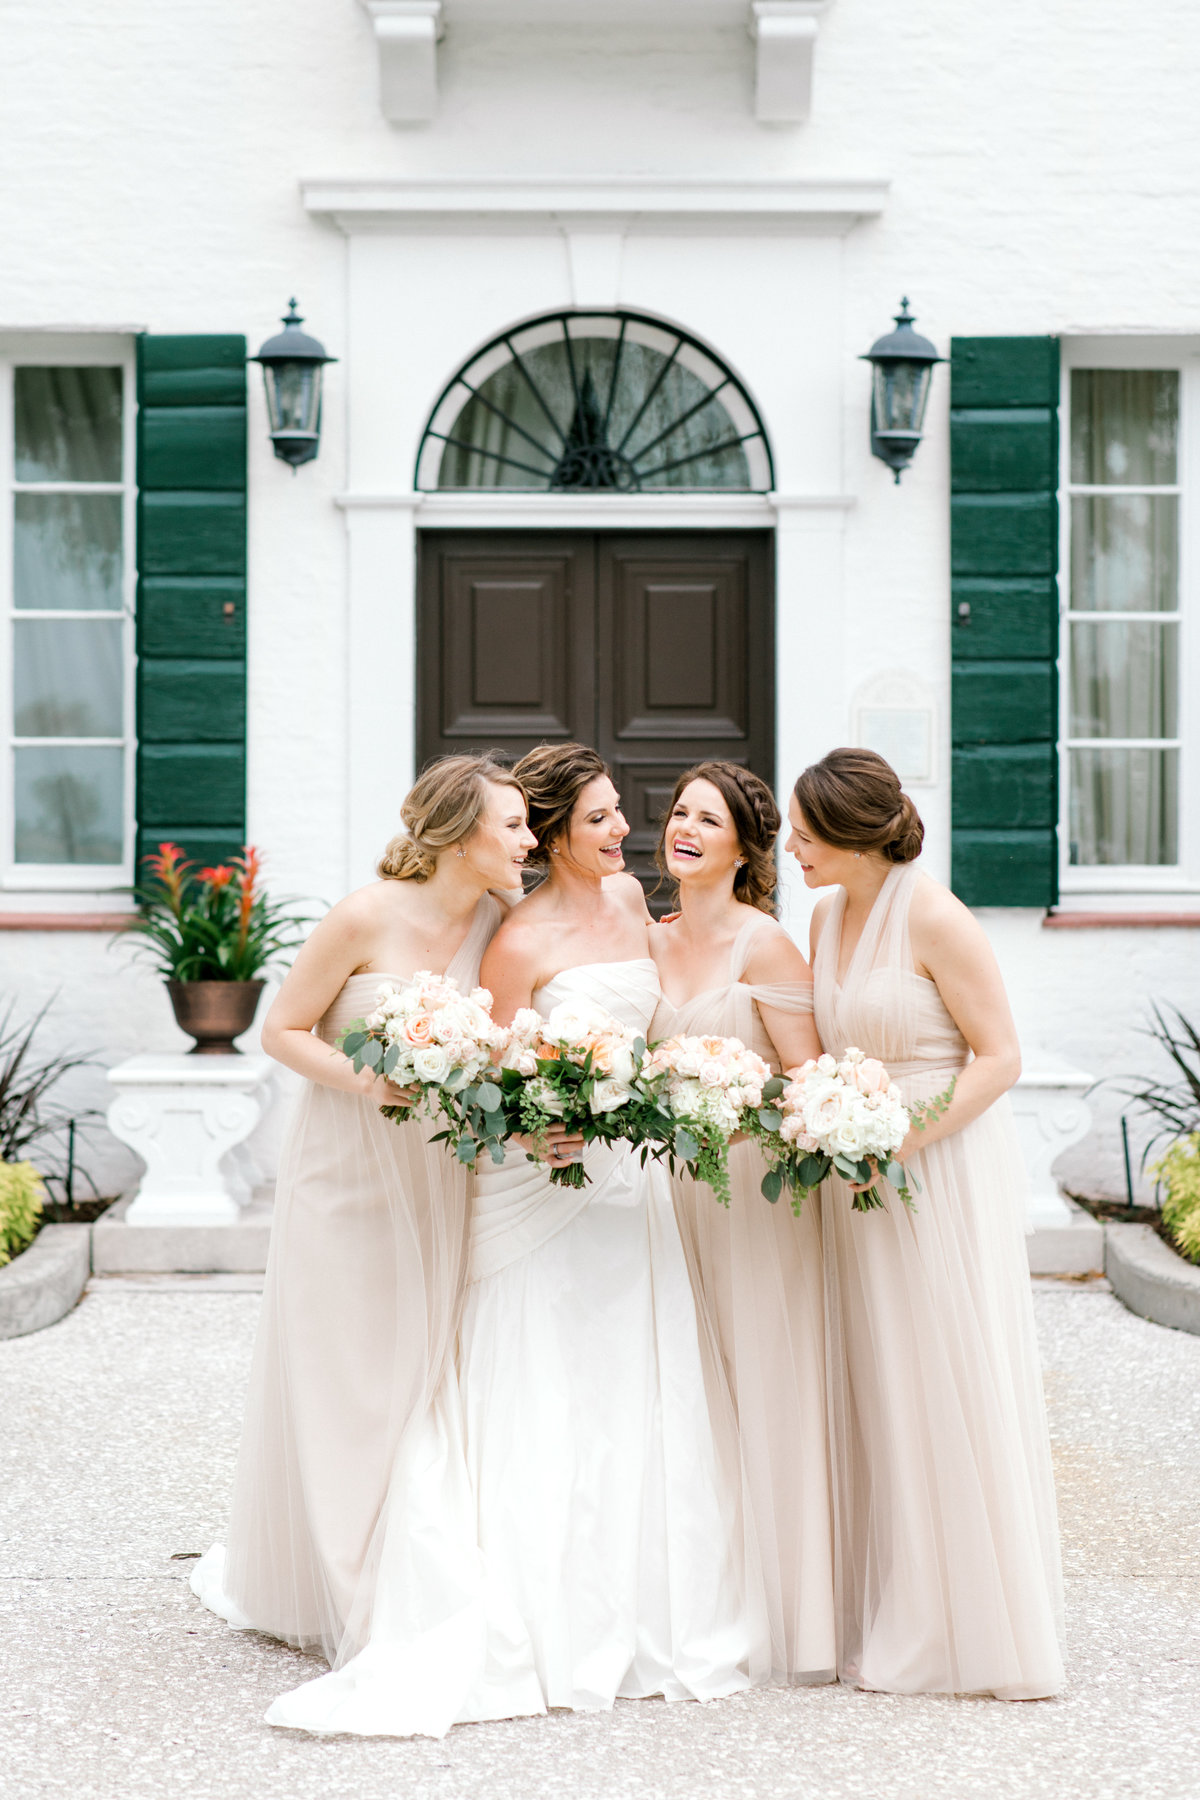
left=266, top=959, right=767, bottom=1738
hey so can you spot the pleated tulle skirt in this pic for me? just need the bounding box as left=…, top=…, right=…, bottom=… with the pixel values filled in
left=673, top=1141, right=836, bottom=1684
left=191, top=1076, right=469, bottom=1663
left=822, top=1089, right=1065, bottom=1699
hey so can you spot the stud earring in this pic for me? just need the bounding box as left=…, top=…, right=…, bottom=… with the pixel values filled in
left=456, top=847, right=465, bottom=858
left=735, top=858, right=746, bottom=869
left=551, top=846, right=560, bottom=855
left=854, top=851, right=862, bottom=859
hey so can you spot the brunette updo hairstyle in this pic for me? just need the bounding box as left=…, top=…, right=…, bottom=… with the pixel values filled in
left=512, top=742, right=611, bottom=869
left=376, top=753, right=524, bottom=881
left=655, top=760, right=781, bottom=915
left=792, top=748, right=924, bottom=864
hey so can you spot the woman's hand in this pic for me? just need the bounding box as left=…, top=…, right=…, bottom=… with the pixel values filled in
left=512, top=1122, right=586, bottom=1166
left=353, top=1064, right=418, bottom=1108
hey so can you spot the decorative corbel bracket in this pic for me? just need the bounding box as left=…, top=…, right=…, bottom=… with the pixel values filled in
left=749, top=1, right=834, bottom=124
left=360, top=1, right=444, bottom=124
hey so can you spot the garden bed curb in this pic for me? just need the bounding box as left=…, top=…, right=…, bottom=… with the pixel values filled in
left=0, top=1224, right=91, bottom=1340
left=1105, top=1222, right=1200, bottom=1337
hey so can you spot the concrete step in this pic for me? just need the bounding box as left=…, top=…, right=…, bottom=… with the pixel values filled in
left=1026, top=1200, right=1106, bottom=1276
left=92, top=1194, right=273, bottom=1274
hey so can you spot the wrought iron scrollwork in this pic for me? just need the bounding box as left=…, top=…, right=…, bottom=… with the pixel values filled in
left=416, top=311, right=773, bottom=493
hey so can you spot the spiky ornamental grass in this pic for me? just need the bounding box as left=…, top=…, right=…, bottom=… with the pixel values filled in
left=0, top=1161, right=46, bottom=1266
left=1152, top=1134, right=1200, bottom=1265
left=0, top=1000, right=99, bottom=1207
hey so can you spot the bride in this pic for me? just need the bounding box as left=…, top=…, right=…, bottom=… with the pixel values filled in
left=266, top=742, right=768, bottom=1736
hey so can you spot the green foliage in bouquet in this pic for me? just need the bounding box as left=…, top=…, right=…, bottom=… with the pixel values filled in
left=0, top=1160, right=46, bottom=1266
left=1151, top=1133, right=1200, bottom=1265
left=121, top=843, right=311, bottom=982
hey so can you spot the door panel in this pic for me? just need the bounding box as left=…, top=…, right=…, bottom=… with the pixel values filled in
left=597, top=534, right=772, bottom=892
left=420, top=534, right=594, bottom=752
left=417, top=529, right=773, bottom=904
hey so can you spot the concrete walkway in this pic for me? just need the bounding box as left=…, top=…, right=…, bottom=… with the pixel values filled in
left=2, top=1276, right=1198, bottom=1800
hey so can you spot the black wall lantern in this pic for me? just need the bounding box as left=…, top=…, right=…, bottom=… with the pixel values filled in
left=861, top=298, right=944, bottom=483
left=251, top=299, right=337, bottom=469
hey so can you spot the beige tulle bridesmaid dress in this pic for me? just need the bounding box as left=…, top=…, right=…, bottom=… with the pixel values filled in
left=650, top=913, right=837, bottom=1685
left=813, top=864, right=1064, bottom=1698
left=191, top=894, right=503, bottom=1663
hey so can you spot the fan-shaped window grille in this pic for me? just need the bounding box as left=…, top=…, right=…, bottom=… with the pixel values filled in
left=416, top=312, right=773, bottom=492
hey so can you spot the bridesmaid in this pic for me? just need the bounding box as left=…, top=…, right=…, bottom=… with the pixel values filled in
left=648, top=761, right=836, bottom=1686
left=789, top=747, right=1064, bottom=1699
left=191, top=754, right=536, bottom=1662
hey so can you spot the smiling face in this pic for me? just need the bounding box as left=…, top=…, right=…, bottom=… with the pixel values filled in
left=553, top=774, right=629, bottom=876
left=664, top=778, right=743, bottom=891
left=460, top=781, right=538, bottom=887
left=784, top=793, right=859, bottom=889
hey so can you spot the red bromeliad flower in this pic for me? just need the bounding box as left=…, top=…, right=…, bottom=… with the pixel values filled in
left=145, top=841, right=191, bottom=915
left=198, top=865, right=235, bottom=890
left=232, top=846, right=262, bottom=956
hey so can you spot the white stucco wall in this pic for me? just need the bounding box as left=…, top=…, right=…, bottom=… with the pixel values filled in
left=0, top=0, right=1196, bottom=1198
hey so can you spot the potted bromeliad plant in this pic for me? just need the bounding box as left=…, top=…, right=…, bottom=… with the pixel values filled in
left=121, top=843, right=310, bottom=1055
left=1121, top=1004, right=1200, bottom=1266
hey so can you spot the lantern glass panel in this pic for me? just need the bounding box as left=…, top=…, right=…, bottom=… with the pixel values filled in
left=873, top=360, right=933, bottom=435
left=264, top=363, right=320, bottom=436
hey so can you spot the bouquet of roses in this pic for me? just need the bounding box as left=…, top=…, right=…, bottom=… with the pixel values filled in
left=336, top=972, right=511, bottom=1162
left=752, top=1047, right=955, bottom=1215
left=636, top=1034, right=774, bottom=1207
left=463, top=999, right=650, bottom=1189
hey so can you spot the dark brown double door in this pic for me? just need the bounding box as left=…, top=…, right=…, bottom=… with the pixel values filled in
left=417, top=530, right=774, bottom=893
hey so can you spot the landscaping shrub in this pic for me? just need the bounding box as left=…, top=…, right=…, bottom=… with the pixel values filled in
left=1153, top=1134, right=1200, bottom=1265
left=0, top=1160, right=45, bottom=1266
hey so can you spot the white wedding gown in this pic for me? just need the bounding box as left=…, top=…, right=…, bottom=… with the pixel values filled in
left=266, top=960, right=767, bottom=1738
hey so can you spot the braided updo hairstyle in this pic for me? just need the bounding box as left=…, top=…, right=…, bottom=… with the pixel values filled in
left=376, top=753, right=524, bottom=881
left=512, top=742, right=612, bottom=869
left=792, top=747, right=924, bottom=863
left=655, top=761, right=781, bottom=915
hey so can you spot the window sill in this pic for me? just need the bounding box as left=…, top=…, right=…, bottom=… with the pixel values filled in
left=0, top=912, right=132, bottom=931
left=1043, top=910, right=1200, bottom=929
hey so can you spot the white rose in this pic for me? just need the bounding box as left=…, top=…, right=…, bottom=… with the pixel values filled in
left=411, top=1044, right=452, bottom=1084
left=525, top=1076, right=565, bottom=1118
left=699, top=1060, right=728, bottom=1089
left=607, top=1043, right=637, bottom=1086
left=816, top=1053, right=838, bottom=1076
left=515, top=1050, right=539, bottom=1077
left=510, top=1008, right=543, bottom=1042
left=590, top=1077, right=631, bottom=1114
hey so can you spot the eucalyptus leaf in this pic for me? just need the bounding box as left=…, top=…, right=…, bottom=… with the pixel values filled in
left=341, top=1031, right=367, bottom=1056
left=359, top=1039, right=383, bottom=1070
left=762, top=1076, right=785, bottom=1102
left=383, top=1044, right=400, bottom=1077
left=476, top=1081, right=501, bottom=1112
left=761, top=1167, right=783, bottom=1204
left=757, top=1107, right=783, bottom=1132
left=675, top=1127, right=699, bottom=1163
left=455, top=1139, right=477, bottom=1165
left=884, top=1160, right=905, bottom=1188
left=798, top=1154, right=826, bottom=1188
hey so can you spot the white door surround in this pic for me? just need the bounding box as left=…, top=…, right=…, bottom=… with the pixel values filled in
left=302, top=172, right=887, bottom=892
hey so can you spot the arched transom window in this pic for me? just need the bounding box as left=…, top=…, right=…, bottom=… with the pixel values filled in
left=416, top=311, right=773, bottom=492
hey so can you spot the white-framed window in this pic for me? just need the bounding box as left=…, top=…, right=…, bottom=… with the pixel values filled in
left=0, top=335, right=136, bottom=894
left=1060, top=337, right=1199, bottom=895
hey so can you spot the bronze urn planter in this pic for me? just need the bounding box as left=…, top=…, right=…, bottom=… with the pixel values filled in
left=166, top=981, right=266, bottom=1056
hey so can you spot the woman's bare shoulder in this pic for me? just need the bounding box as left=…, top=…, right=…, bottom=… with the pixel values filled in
left=742, top=915, right=810, bottom=982
left=607, top=871, right=653, bottom=917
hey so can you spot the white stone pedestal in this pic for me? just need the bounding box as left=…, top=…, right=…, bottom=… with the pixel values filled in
left=107, top=1053, right=275, bottom=1226
left=1012, top=1052, right=1105, bottom=1275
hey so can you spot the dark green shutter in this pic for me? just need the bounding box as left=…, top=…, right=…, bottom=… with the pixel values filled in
left=950, top=337, right=1059, bottom=906
left=135, top=336, right=247, bottom=873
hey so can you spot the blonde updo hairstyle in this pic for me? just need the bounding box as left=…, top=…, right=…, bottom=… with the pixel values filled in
left=655, top=760, right=781, bottom=916
left=512, top=742, right=612, bottom=870
left=377, top=753, right=524, bottom=881
left=792, top=747, right=924, bottom=864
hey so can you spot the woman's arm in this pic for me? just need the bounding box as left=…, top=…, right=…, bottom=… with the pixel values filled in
left=743, top=924, right=822, bottom=1070
left=895, top=882, right=1022, bottom=1159
left=259, top=896, right=412, bottom=1103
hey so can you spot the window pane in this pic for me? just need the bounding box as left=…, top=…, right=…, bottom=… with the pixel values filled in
left=14, top=618, right=123, bottom=737
left=1068, top=747, right=1178, bottom=866
left=1069, top=619, right=1178, bottom=739
left=1070, top=369, right=1178, bottom=485
left=14, top=366, right=123, bottom=483
left=13, top=493, right=122, bottom=610
left=14, top=746, right=124, bottom=864
left=1069, top=495, right=1177, bottom=612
